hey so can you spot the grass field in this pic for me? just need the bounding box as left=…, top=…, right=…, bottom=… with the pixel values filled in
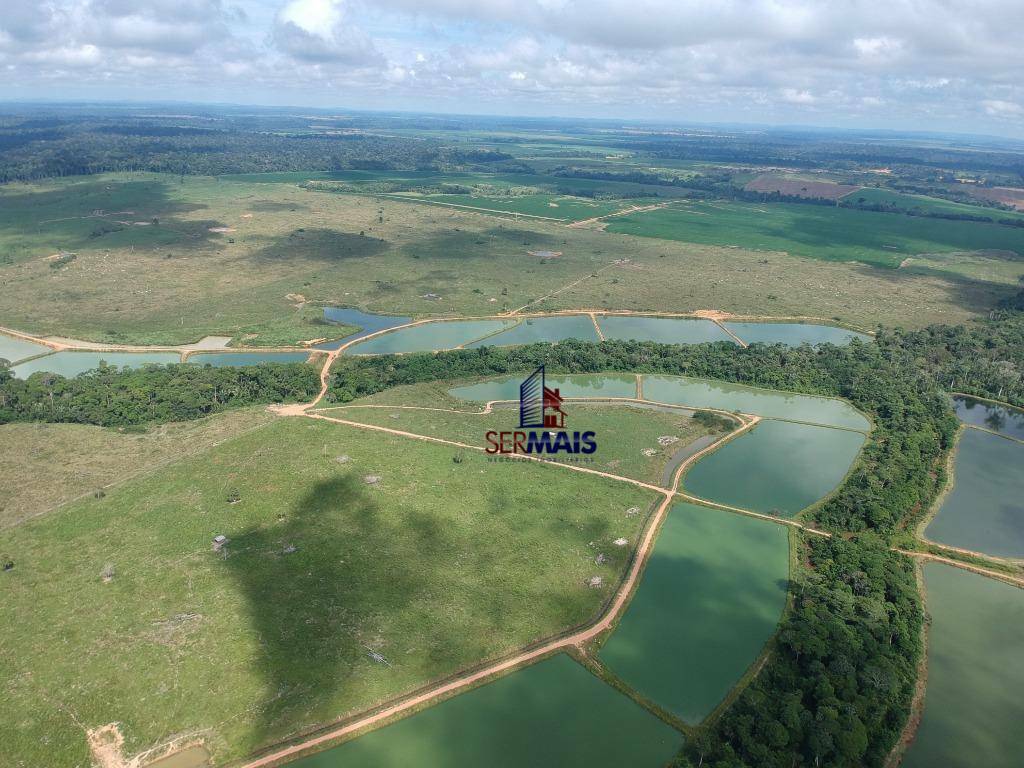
left=844, top=188, right=1024, bottom=221
left=605, top=200, right=1024, bottom=267
left=0, top=173, right=1016, bottom=347
left=0, top=408, right=274, bottom=529
left=0, top=415, right=658, bottom=766
left=318, top=400, right=720, bottom=486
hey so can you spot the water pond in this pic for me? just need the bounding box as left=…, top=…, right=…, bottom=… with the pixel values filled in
left=923, top=428, right=1024, bottom=558
left=596, top=316, right=735, bottom=345
left=599, top=503, right=788, bottom=723
left=903, top=563, right=1024, bottom=768
left=681, top=420, right=865, bottom=517
left=288, top=653, right=682, bottom=768
left=0, top=334, right=51, bottom=364
left=12, top=351, right=181, bottom=379
left=725, top=322, right=870, bottom=347
left=346, top=320, right=516, bottom=355
left=188, top=351, right=312, bottom=367
left=951, top=395, right=1024, bottom=441
left=315, top=308, right=412, bottom=350
left=465, top=315, right=599, bottom=347
left=642, top=375, right=869, bottom=431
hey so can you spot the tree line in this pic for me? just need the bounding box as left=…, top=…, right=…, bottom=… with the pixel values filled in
left=0, top=362, right=320, bottom=427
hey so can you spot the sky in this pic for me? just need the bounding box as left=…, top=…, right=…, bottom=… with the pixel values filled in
left=2, top=0, right=1023, bottom=137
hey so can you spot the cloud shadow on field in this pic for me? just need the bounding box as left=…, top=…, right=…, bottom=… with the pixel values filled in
left=0, top=179, right=224, bottom=262
left=250, top=227, right=390, bottom=262
left=400, top=226, right=562, bottom=261
left=221, top=473, right=439, bottom=749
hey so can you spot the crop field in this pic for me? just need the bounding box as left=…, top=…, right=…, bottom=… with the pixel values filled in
left=0, top=415, right=658, bottom=766
left=604, top=200, right=1024, bottom=267
left=0, top=172, right=1017, bottom=349
left=845, top=187, right=1024, bottom=221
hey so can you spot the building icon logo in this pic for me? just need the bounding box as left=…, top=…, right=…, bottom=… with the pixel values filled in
left=485, top=365, right=596, bottom=457
left=519, top=366, right=567, bottom=429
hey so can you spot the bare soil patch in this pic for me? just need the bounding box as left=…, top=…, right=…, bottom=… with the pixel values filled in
left=744, top=174, right=861, bottom=200
left=966, top=186, right=1024, bottom=211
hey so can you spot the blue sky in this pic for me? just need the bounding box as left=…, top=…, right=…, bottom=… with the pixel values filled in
left=2, top=0, right=1023, bottom=137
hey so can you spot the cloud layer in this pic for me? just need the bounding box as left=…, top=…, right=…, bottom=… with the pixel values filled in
left=1, top=0, right=1023, bottom=136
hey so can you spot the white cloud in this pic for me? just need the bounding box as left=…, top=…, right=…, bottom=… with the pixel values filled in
left=273, top=0, right=382, bottom=64
left=781, top=88, right=815, bottom=104
left=0, top=0, right=1023, bottom=137
left=983, top=99, right=1023, bottom=117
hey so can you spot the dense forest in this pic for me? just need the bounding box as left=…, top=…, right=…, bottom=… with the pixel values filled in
left=0, top=361, right=319, bottom=426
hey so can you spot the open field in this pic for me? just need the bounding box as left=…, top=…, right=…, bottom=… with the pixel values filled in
left=846, top=188, right=1024, bottom=221
left=0, top=415, right=657, bottom=767
left=604, top=200, right=1024, bottom=268
left=316, top=399, right=722, bottom=487
left=0, top=173, right=1018, bottom=347
left=0, top=408, right=275, bottom=529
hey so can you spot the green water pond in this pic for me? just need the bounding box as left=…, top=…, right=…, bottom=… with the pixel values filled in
left=347, top=320, right=515, bottom=355
left=725, top=322, right=870, bottom=347
left=642, top=375, right=869, bottom=431
left=903, top=563, right=1024, bottom=768
left=0, top=334, right=50, bottom=364
left=924, top=428, right=1024, bottom=558
left=681, top=420, right=865, bottom=516
left=11, top=351, right=182, bottom=379
left=187, top=351, right=312, bottom=367
left=599, top=503, right=788, bottom=723
left=596, top=316, right=735, bottom=345
left=465, top=315, right=599, bottom=347
left=288, top=654, right=682, bottom=768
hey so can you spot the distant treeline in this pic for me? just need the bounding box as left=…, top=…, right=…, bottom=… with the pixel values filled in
left=0, top=118, right=514, bottom=183
left=0, top=362, right=320, bottom=426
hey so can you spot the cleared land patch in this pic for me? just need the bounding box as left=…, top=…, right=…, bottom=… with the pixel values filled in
left=744, top=174, right=860, bottom=200
left=0, top=407, right=275, bottom=529
left=320, top=400, right=721, bottom=487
